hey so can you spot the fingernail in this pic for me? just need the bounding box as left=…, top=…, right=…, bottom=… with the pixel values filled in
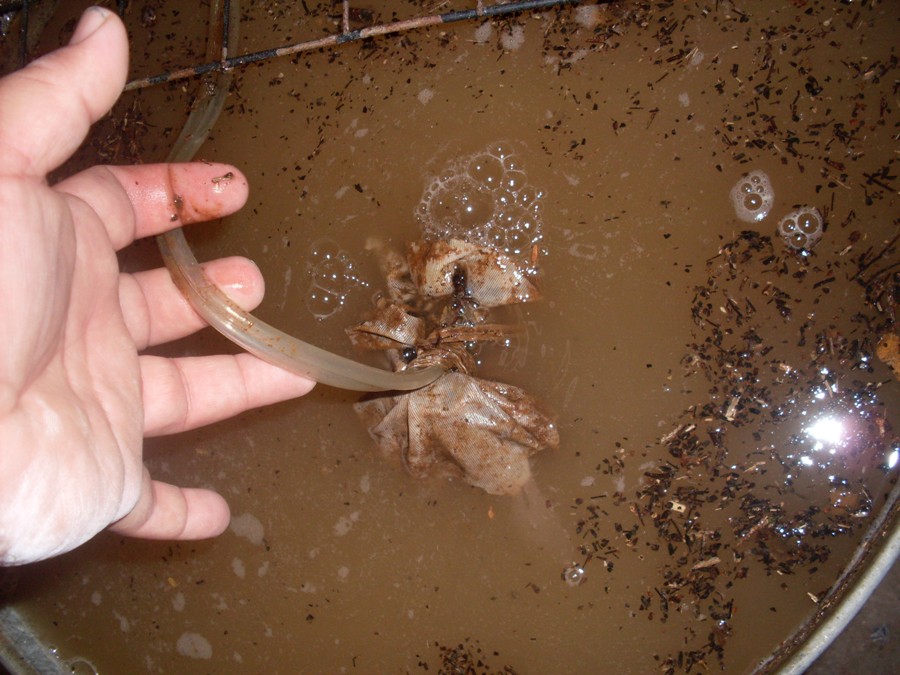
left=221, top=259, right=263, bottom=297
left=69, top=6, right=112, bottom=45
left=205, top=258, right=263, bottom=299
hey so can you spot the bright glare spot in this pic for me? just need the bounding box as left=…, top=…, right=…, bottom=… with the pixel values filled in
left=800, top=455, right=814, bottom=466
left=806, top=416, right=844, bottom=447
left=889, top=449, right=899, bottom=470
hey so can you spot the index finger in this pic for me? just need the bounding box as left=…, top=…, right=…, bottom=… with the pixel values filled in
left=56, top=162, right=250, bottom=250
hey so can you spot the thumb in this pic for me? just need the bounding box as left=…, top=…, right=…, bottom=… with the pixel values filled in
left=0, top=7, right=129, bottom=177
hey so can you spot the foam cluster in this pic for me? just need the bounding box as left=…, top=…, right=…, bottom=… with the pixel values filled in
left=304, top=238, right=365, bottom=320
left=730, top=170, right=774, bottom=223
left=777, top=206, right=824, bottom=251
left=415, top=143, right=545, bottom=270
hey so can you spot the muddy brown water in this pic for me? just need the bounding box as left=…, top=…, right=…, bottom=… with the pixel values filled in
left=2, top=1, right=898, bottom=673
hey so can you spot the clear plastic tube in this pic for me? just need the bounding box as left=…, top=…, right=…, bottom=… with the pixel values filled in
left=156, top=0, right=443, bottom=392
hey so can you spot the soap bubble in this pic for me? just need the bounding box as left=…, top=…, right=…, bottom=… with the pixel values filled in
left=562, top=563, right=586, bottom=587
left=304, top=238, right=366, bottom=320
left=490, top=142, right=513, bottom=160
left=516, top=185, right=542, bottom=208
left=416, top=144, right=546, bottom=268
left=63, top=658, right=99, bottom=675
left=467, top=153, right=504, bottom=190
left=502, top=169, right=527, bottom=192
left=777, top=206, right=824, bottom=251
left=422, top=174, right=494, bottom=237
left=730, top=170, right=774, bottom=223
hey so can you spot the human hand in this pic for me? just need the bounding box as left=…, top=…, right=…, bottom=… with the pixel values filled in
left=0, top=8, right=315, bottom=565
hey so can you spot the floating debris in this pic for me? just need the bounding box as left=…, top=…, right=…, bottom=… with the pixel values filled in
left=355, top=368, right=559, bottom=495
left=876, top=333, right=900, bottom=380
left=349, top=236, right=557, bottom=495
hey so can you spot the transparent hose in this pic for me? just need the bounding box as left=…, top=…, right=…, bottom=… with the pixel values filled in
left=156, top=0, right=443, bottom=391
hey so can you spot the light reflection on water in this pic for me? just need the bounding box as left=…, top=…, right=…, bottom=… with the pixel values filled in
left=806, top=416, right=845, bottom=450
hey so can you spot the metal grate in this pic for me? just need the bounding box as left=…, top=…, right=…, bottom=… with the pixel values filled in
left=1, top=1, right=596, bottom=85
left=124, top=0, right=590, bottom=90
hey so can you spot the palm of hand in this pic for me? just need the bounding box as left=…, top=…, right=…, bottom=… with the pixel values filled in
left=2, top=174, right=144, bottom=561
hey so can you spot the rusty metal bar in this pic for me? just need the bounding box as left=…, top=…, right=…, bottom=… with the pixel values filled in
left=124, top=0, right=587, bottom=91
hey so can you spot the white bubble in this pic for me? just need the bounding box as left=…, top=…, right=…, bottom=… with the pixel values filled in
left=778, top=206, right=823, bottom=250
left=743, top=193, right=763, bottom=211
left=230, top=512, right=265, bottom=546
left=502, top=170, right=527, bottom=192
left=516, top=186, right=540, bottom=207
left=730, top=170, right=774, bottom=222
left=495, top=188, right=515, bottom=209
left=306, top=287, right=342, bottom=320
left=502, top=155, right=523, bottom=172
left=473, top=21, right=493, bottom=44
left=417, top=88, right=434, bottom=105
left=562, top=563, right=587, bottom=587
left=506, top=229, right=529, bottom=255
left=304, top=239, right=366, bottom=320
left=176, top=633, right=213, bottom=660
left=415, top=144, right=547, bottom=266
left=500, top=25, right=526, bottom=51
left=574, top=5, right=602, bottom=29
left=468, top=153, right=504, bottom=190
